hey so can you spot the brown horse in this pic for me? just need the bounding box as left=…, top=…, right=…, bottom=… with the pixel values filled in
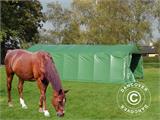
left=4, top=49, right=68, bottom=117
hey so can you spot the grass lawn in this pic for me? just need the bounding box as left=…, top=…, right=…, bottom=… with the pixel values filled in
left=0, top=66, right=159, bottom=120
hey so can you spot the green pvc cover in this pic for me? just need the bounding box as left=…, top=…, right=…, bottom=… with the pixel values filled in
left=28, top=44, right=143, bottom=83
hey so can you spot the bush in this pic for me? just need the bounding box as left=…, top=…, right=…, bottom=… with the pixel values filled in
left=143, top=56, right=160, bottom=63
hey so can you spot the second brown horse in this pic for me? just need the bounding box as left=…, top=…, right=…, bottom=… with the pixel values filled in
left=4, top=49, right=68, bottom=117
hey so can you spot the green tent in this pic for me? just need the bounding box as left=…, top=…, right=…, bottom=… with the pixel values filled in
left=28, top=44, right=143, bottom=83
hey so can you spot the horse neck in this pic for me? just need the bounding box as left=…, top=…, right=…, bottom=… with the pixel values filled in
left=45, top=60, right=62, bottom=92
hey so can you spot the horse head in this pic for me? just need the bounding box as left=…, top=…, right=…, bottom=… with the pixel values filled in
left=52, top=89, right=69, bottom=117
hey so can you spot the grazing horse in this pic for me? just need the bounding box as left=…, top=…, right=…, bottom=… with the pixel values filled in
left=4, top=49, right=69, bottom=117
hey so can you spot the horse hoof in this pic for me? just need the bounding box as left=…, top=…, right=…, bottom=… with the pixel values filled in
left=8, top=102, right=13, bottom=107
left=44, top=110, right=50, bottom=117
left=39, top=108, right=43, bottom=113
left=22, top=105, right=28, bottom=109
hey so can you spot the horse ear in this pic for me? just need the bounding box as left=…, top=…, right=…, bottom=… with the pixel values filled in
left=64, top=89, right=69, bottom=94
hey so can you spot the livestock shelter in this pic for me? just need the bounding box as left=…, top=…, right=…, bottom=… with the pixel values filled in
left=28, top=44, right=143, bottom=83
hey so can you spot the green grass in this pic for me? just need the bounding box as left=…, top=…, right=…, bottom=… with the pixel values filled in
left=143, top=63, right=160, bottom=68
left=0, top=66, right=160, bottom=120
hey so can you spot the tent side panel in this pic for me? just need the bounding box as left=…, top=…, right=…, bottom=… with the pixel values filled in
left=78, top=54, right=94, bottom=81
left=63, top=54, right=78, bottom=80
left=110, top=55, right=126, bottom=83
left=93, top=53, right=110, bottom=82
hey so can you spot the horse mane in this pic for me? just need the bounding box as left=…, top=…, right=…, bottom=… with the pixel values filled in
left=42, top=52, right=62, bottom=92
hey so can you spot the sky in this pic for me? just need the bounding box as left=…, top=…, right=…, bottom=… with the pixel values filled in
left=39, top=0, right=72, bottom=12
left=39, top=0, right=160, bottom=40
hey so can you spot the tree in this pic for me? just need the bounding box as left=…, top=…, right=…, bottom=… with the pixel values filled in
left=46, top=1, right=71, bottom=43
left=72, top=0, right=154, bottom=44
left=152, top=0, right=160, bottom=31
left=62, top=21, right=81, bottom=44
left=0, top=0, right=45, bottom=64
left=46, top=0, right=160, bottom=44
left=38, top=28, right=58, bottom=44
left=154, top=40, right=160, bottom=55
left=1, top=0, right=45, bottom=45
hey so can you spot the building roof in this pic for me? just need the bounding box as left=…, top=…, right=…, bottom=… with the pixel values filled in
left=139, top=46, right=156, bottom=54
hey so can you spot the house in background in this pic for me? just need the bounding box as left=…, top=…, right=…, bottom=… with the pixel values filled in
left=140, top=43, right=158, bottom=57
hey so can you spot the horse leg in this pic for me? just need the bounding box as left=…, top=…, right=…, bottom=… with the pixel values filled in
left=18, top=79, right=27, bottom=109
left=37, top=80, right=44, bottom=112
left=6, top=73, right=14, bottom=107
left=42, top=82, right=49, bottom=116
left=37, top=79, right=49, bottom=117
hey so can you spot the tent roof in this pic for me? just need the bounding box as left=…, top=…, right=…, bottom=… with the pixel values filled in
left=28, top=44, right=139, bottom=56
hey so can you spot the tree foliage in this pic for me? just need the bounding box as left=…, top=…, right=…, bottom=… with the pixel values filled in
left=1, top=0, right=45, bottom=45
left=46, top=0, right=160, bottom=44
left=154, top=40, right=160, bottom=55
left=46, top=1, right=71, bottom=43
